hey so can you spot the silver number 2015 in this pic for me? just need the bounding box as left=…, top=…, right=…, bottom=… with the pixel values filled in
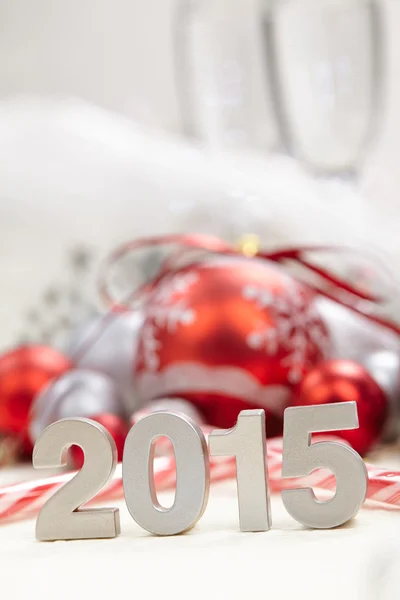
left=33, top=402, right=368, bottom=541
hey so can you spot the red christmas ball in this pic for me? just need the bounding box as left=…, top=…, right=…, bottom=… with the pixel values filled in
left=71, top=413, right=129, bottom=468
left=135, top=256, right=330, bottom=434
left=0, top=345, right=71, bottom=449
left=293, top=359, right=388, bottom=455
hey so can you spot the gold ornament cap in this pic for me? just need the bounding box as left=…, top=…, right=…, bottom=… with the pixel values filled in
left=237, top=234, right=261, bottom=257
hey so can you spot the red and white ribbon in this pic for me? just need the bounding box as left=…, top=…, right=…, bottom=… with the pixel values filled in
left=99, top=234, right=400, bottom=337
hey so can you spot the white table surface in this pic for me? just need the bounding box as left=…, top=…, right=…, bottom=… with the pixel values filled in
left=1, top=459, right=400, bottom=600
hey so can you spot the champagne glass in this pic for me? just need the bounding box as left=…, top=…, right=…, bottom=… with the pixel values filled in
left=174, top=0, right=279, bottom=151
left=175, top=0, right=383, bottom=174
left=265, top=0, right=383, bottom=175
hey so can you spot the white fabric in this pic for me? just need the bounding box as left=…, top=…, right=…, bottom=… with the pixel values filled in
left=0, top=461, right=400, bottom=600
left=1, top=97, right=400, bottom=351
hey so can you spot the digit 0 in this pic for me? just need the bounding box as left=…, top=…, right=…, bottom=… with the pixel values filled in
left=123, top=411, right=210, bottom=535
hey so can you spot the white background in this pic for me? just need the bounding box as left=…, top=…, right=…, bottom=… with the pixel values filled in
left=0, top=0, right=399, bottom=349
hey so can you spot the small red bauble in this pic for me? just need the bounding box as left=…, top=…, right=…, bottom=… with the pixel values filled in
left=0, top=345, right=71, bottom=450
left=71, top=413, right=129, bottom=468
left=135, top=256, right=330, bottom=434
left=293, top=359, right=388, bottom=455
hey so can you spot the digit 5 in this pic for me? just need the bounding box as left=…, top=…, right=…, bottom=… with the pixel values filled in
left=281, top=402, right=368, bottom=529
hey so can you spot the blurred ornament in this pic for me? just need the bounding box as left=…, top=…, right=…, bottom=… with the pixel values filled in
left=67, top=311, right=144, bottom=416
left=19, top=245, right=97, bottom=350
left=131, top=397, right=206, bottom=458
left=70, top=413, right=129, bottom=469
left=66, top=246, right=97, bottom=328
left=364, top=350, right=400, bottom=441
left=316, top=296, right=400, bottom=440
left=131, top=397, right=206, bottom=426
left=135, top=255, right=330, bottom=434
left=365, top=350, right=400, bottom=407
left=0, top=345, right=71, bottom=456
left=316, top=298, right=400, bottom=364
left=294, top=359, right=388, bottom=455
left=29, top=369, right=124, bottom=444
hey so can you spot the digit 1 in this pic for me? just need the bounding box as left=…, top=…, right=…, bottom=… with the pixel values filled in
left=208, top=409, right=272, bottom=532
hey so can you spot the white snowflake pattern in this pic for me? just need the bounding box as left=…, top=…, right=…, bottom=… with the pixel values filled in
left=142, top=272, right=199, bottom=371
left=243, top=280, right=329, bottom=384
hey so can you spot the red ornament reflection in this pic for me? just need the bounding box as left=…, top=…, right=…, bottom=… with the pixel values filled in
left=70, top=413, right=129, bottom=468
left=294, top=359, right=388, bottom=455
left=0, top=345, right=71, bottom=452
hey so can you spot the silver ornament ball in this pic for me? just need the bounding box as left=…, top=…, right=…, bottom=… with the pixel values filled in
left=364, top=350, right=400, bottom=441
left=29, top=369, right=124, bottom=443
left=67, top=310, right=144, bottom=415
left=365, top=351, right=400, bottom=402
left=316, top=297, right=400, bottom=363
left=131, top=397, right=205, bottom=425
left=317, top=297, right=400, bottom=442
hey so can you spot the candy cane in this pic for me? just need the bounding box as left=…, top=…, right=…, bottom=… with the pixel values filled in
left=0, top=436, right=399, bottom=524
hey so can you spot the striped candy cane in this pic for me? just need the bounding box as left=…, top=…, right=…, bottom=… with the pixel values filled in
left=0, top=435, right=399, bottom=524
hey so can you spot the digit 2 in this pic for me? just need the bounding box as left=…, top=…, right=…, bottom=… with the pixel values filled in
left=33, top=418, right=120, bottom=541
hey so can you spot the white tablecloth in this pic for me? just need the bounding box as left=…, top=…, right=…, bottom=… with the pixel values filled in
left=1, top=462, right=400, bottom=600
